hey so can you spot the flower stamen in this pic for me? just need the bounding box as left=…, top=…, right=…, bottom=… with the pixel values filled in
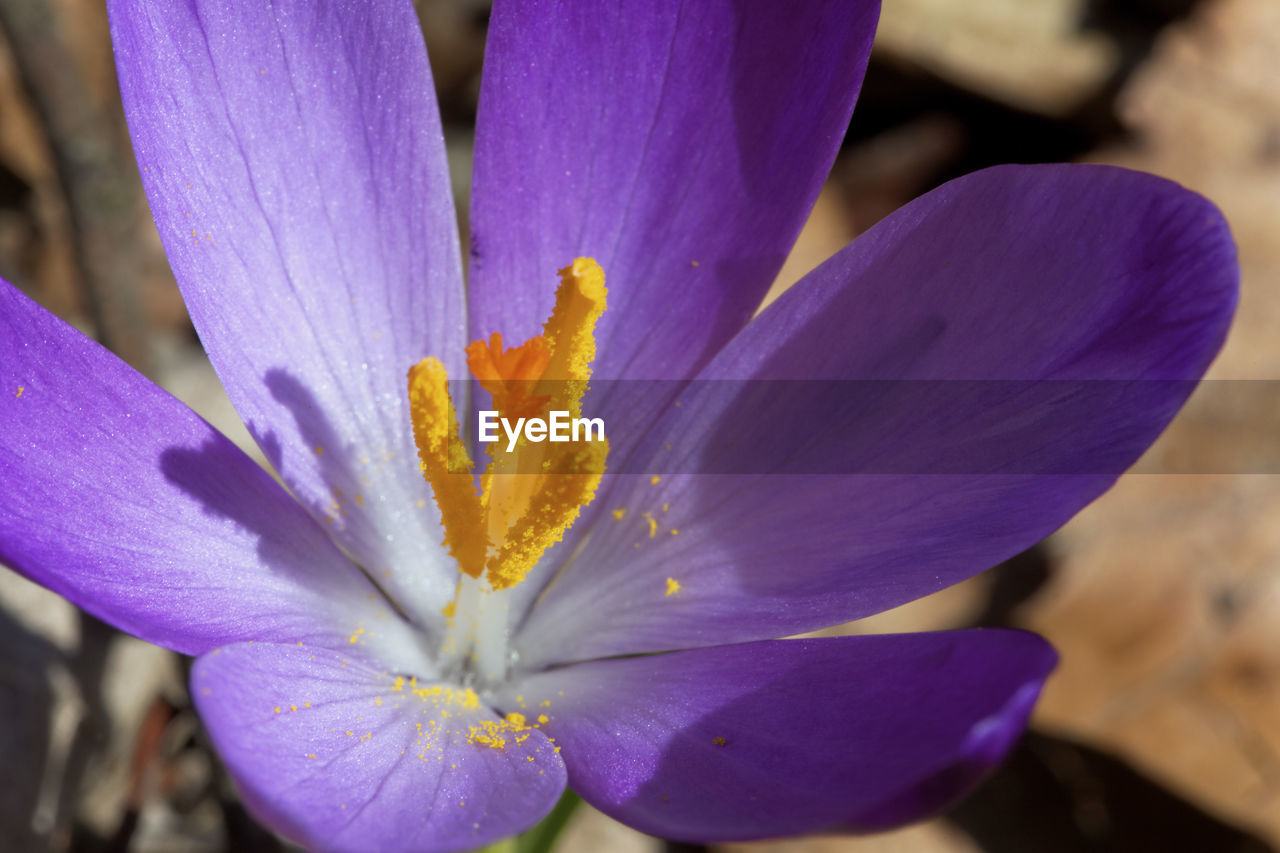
left=407, top=258, right=608, bottom=681
left=407, top=358, right=486, bottom=579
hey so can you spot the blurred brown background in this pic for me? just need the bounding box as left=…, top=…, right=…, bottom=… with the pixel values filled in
left=0, top=0, right=1277, bottom=850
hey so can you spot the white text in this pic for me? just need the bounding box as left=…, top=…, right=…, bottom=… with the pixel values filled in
left=478, top=410, right=605, bottom=452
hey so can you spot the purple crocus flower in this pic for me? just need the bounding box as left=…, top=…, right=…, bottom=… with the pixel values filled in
left=0, top=0, right=1235, bottom=850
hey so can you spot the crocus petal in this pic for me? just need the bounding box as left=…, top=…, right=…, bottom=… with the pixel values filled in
left=194, top=643, right=566, bottom=853
left=517, top=165, right=1237, bottom=666
left=0, top=281, right=422, bottom=665
left=108, top=0, right=464, bottom=627
left=499, top=630, right=1055, bottom=840
left=469, top=0, right=878, bottom=384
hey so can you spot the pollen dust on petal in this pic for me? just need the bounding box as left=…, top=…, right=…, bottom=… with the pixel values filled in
left=465, top=709, right=558, bottom=752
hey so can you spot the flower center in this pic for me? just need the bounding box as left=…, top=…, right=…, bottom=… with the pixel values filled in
left=407, top=258, right=608, bottom=684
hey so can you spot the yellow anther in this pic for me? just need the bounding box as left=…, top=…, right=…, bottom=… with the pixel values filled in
left=408, top=358, right=486, bottom=578
left=538, top=257, right=607, bottom=417
left=486, top=437, right=608, bottom=591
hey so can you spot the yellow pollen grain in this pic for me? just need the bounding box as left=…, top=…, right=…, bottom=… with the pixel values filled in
left=611, top=508, right=626, bottom=521
left=348, top=627, right=365, bottom=644
left=650, top=475, right=661, bottom=485
left=713, top=737, right=727, bottom=747
left=409, top=684, right=481, bottom=711
left=670, top=529, right=680, bottom=536
left=466, top=712, right=536, bottom=750
left=15, top=386, right=23, bottom=398
left=643, top=512, right=658, bottom=539
left=665, top=577, right=681, bottom=597
left=537, top=714, right=549, bottom=724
